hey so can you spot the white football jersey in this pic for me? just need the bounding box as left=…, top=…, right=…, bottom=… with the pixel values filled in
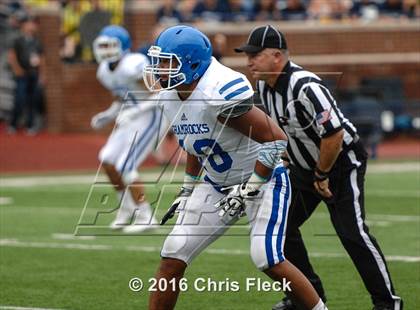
left=97, top=53, right=151, bottom=107
left=159, top=57, right=260, bottom=186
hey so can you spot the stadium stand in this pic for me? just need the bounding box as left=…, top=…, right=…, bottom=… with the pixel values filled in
left=1, top=0, right=419, bottom=137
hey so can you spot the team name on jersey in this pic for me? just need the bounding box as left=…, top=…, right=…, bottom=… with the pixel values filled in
left=172, top=123, right=210, bottom=135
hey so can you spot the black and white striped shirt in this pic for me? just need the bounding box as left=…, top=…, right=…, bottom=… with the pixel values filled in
left=257, top=61, right=358, bottom=171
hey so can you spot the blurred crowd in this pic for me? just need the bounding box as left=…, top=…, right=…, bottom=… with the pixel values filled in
left=1, top=0, right=124, bottom=63
left=0, top=0, right=124, bottom=134
left=156, top=0, right=419, bottom=24
left=1, top=1, right=46, bottom=135
left=0, top=0, right=418, bottom=137
left=59, top=0, right=124, bottom=63
left=2, top=0, right=418, bottom=65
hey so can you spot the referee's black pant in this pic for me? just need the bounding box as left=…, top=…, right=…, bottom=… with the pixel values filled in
left=285, top=141, right=402, bottom=309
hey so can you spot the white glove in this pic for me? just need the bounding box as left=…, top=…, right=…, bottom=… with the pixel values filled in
left=90, top=101, right=121, bottom=130
left=91, top=112, right=115, bottom=130
left=160, top=186, right=193, bottom=225
left=215, top=182, right=261, bottom=217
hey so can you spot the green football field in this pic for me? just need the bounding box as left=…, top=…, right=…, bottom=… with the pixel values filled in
left=1, top=163, right=419, bottom=310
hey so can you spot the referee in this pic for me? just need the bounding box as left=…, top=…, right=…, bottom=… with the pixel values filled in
left=235, top=25, right=402, bottom=310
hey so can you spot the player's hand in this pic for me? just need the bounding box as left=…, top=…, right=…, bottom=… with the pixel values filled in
left=160, top=187, right=193, bottom=225
left=90, top=112, right=114, bottom=130
left=215, top=183, right=260, bottom=217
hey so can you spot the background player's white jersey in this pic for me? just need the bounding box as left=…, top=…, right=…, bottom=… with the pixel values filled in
left=96, top=52, right=167, bottom=172
left=159, top=57, right=260, bottom=186
left=97, top=53, right=151, bottom=108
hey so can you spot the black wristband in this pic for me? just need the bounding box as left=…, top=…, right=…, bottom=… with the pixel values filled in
left=314, top=167, right=329, bottom=182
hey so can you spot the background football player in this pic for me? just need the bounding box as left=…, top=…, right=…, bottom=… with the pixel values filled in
left=92, top=25, right=165, bottom=233
left=143, top=25, right=328, bottom=310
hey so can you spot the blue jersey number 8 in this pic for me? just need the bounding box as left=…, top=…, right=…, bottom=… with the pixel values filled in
left=193, top=139, right=232, bottom=173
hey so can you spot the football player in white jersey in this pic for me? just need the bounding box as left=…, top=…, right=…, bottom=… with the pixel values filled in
left=91, top=25, right=164, bottom=233
left=143, top=25, right=328, bottom=310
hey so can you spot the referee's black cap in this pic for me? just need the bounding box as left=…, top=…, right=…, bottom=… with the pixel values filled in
left=234, top=25, right=287, bottom=53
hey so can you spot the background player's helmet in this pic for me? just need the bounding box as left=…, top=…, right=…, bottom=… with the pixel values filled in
left=93, top=25, right=131, bottom=63
left=143, top=25, right=212, bottom=91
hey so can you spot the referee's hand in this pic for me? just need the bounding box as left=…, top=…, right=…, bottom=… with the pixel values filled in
left=313, top=178, right=333, bottom=198
left=313, top=168, right=333, bottom=199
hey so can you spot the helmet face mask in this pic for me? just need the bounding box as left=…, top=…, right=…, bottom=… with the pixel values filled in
left=93, top=25, right=131, bottom=63
left=143, top=25, right=212, bottom=92
left=93, top=36, right=124, bottom=63
left=143, top=46, right=186, bottom=92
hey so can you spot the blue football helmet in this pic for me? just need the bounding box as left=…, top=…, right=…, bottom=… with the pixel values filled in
left=143, top=25, right=213, bottom=91
left=93, top=25, right=131, bottom=63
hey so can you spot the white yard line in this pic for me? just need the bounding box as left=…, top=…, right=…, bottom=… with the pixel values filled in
left=0, top=197, right=14, bottom=205
left=0, top=175, right=102, bottom=187
left=0, top=239, right=112, bottom=251
left=314, top=213, right=420, bottom=223
left=365, top=220, right=391, bottom=227
left=1, top=238, right=419, bottom=263
left=51, top=233, right=95, bottom=241
left=1, top=162, right=419, bottom=188
left=0, top=306, right=64, bottom=310
left=366, top=190, right=420, bottom=198
left=0, top=172, right=184, bottom=188
left=1, top=201, right=418, bottom=224
left=367, top=162, right=420, bottom=174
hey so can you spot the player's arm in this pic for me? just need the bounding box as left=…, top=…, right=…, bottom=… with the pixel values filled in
left=217, top=99, right=288, bottom=179
left=219, top=104, right=287, bottom=142
left=90, top=64, right=127, bottom=130
left=185, top=152, right=202, bottom=178
left=90, top=99, right=122, bottom=130
left=216, top=99, right=288, bottom=216
left=91, top=70, right=124, bottom=130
